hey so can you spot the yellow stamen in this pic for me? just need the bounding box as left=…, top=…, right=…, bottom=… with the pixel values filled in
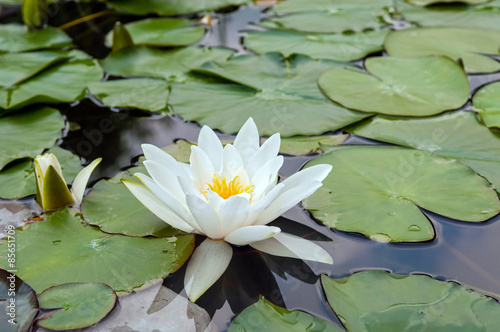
left=205, top=174, right=253, bottom=199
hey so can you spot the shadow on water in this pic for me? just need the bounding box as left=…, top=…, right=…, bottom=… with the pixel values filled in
left=2, top=2, right=500, bottom=331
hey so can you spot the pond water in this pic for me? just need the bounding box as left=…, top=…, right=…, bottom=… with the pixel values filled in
left=2, top=1, right=500, bottom=331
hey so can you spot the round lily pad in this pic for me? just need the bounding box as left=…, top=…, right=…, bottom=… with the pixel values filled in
left=322, top=271, right=500, bottom=332
left=0, top=269, right=38, bottom=332
left=88, top=78, right=169, bottom=113
left=170, top=53, right=370, bottom=136
left=37, top=283, right=116, bottom=330
left=318, top=56, right=470, bottom=116
left=0, top=23, right=72, bottom=53
left=473, top=81, right=500, bottom=129
left=105, top=18, right=205, bottom=47
left=81, top=167, right=178, bottom=237
left=105, top=0, right=250, bottom=15
left=100, top=46, right=234, bottom=82
left=0, top=107, right=64, bottom=170
left=385, top=27, right=500, bottom=73
left=0, top=208, right=194, bottom=293
left=302, top=145, right=500, bottom=242
left=264, top=0, right=393, bottom=33
left=349, top=111, right=500, bottom=192
left=0, top=50, right=103, bottom=111
left=399, top=1, right=500, bottom=31
left=0, top=146, right=81, bottom=200
left=244, top=29, right=389, bottom=62
left=228, top=297, right=344, bottom=332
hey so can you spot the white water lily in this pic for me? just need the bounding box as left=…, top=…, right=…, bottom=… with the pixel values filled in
left=123, top=118, right=333, bottom=302
left=35, top=153, right=101, bottom=210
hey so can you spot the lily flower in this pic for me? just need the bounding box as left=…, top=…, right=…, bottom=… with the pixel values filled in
left=123, top=118, right=333, bottom=302
left=35, top=153, right=101, bottom=210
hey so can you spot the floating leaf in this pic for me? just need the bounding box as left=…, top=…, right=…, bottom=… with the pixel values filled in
left=303, top=146, right=500, bottom=242
left=0, top=50, right=103, bottom=111
left=88, top=78, right=169, bottom=112
left=37, top=283, right=116, bottom=330
left=0, top=24, right=72, bottom=53
left=0, top=269, right=38, bottom=332
left=0, top=51, right=68, bottom=87
left=81, top=167, right=178, bottom=238
left=322, top=271, right=500, bottom=332
left=264, top=0, right=393, bottom=33
left=105, top=0, right=250, bottom=15
left=244, top=29, right=388, bottom=62
left=0, top=208, right=194, bottom=293
left=407, top=0, right=488, bottom=5
left=228, top=297, right=344, bottom=332
left=170, top=53, right=370, bottom=136
left=318, top=56, right=469, bottom=116
left=399, top=1, right=500, bottom=30
left=473, top=81, right=500, bottom=128
left=349, top=111, right=500, bottom=191
left=100, top=46, right=234, bottom=82
left=0, top=107, right=64, bottom=170
left=106, top=18, right=205, bottom=47
left=0, top=146, right=81, bottom=200
left=385, top=27, right=500, bottom=73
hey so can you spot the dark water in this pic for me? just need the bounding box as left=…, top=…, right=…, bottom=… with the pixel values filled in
left=2, top=2, right=500, bottom=331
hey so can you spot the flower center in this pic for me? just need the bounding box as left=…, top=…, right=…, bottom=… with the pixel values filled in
left=206, top=174, right=254, bottom=199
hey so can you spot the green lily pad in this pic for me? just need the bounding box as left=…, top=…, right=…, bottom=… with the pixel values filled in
left=321, top=271, right=500, bottom=332
left=318, top=56, right=469, bottom=116
left=105, top=18, right=205, bottom=47
left=0, top=269, right=38, bottom=332
left=0, top=50, right=103, bottom=111
left=105, top=0, right=250, bottom=15
left=0, top=146, right=81, bottom=200
left=473, top=81, right=500, bottom=129
left=385, top=27, right=500, bottom=74
left=264, top=0, right=393, bottom=33
left=244, top=29, right=389, bottom=62
left=407, top=0, right=488, bottom=5
left=0, top=208, right=194, bottom=293
left=0, top=107, right=64, bottom=170
left=170, top=53, right=370, bottom=136
left=37, top=283, right=117, bottom=330
left=349, top=111, right=500, bottom=191
left=0, top=51, right=69, bottom=87
left=88, top=78, right=169, bottom=112
left=228, top=297, right=344, bottom=332
left=302, top=145, right=500, bottom=242
left=100, top=46, right=234, bottom=83
left=0, top=24, right=72, bottom=53
left=399, top=1, right=500, bottom=30
left=81, top=167, right=178, bottom=237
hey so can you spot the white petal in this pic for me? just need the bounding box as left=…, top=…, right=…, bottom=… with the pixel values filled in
left=224, top=225, right=281, bottom=246
left=245, top=183, right=285, bottom=226
left=247, top=133, right=281, bottom=178
left=250, top=156, right=283, bottom=202
left=250, top=232, right=333, bottom=264
left=135, top=173, right=200, bottom=232
left=184, top=238, right=232, bottom=302
left=143, top=160, right=185, bottom=202
left=233, top=118, right=260, bottom=166
left=197, top=126, right=224, bottom=172
left=122, top=179, right=195, bottom=233
left=72, top=158, right=102, bottom=204
left=256, top=181, right=323, bottom=225
left=281, top=164, right=332, bottom=188
left=185, top=194, right=223, bottom=239
left=142, top=144, right=188, bottom=178
left=217, top=195, right=251, bottom=235
left=220, top=144, right=245, bottom=179
left=190, top=146, right=215, bottom=192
